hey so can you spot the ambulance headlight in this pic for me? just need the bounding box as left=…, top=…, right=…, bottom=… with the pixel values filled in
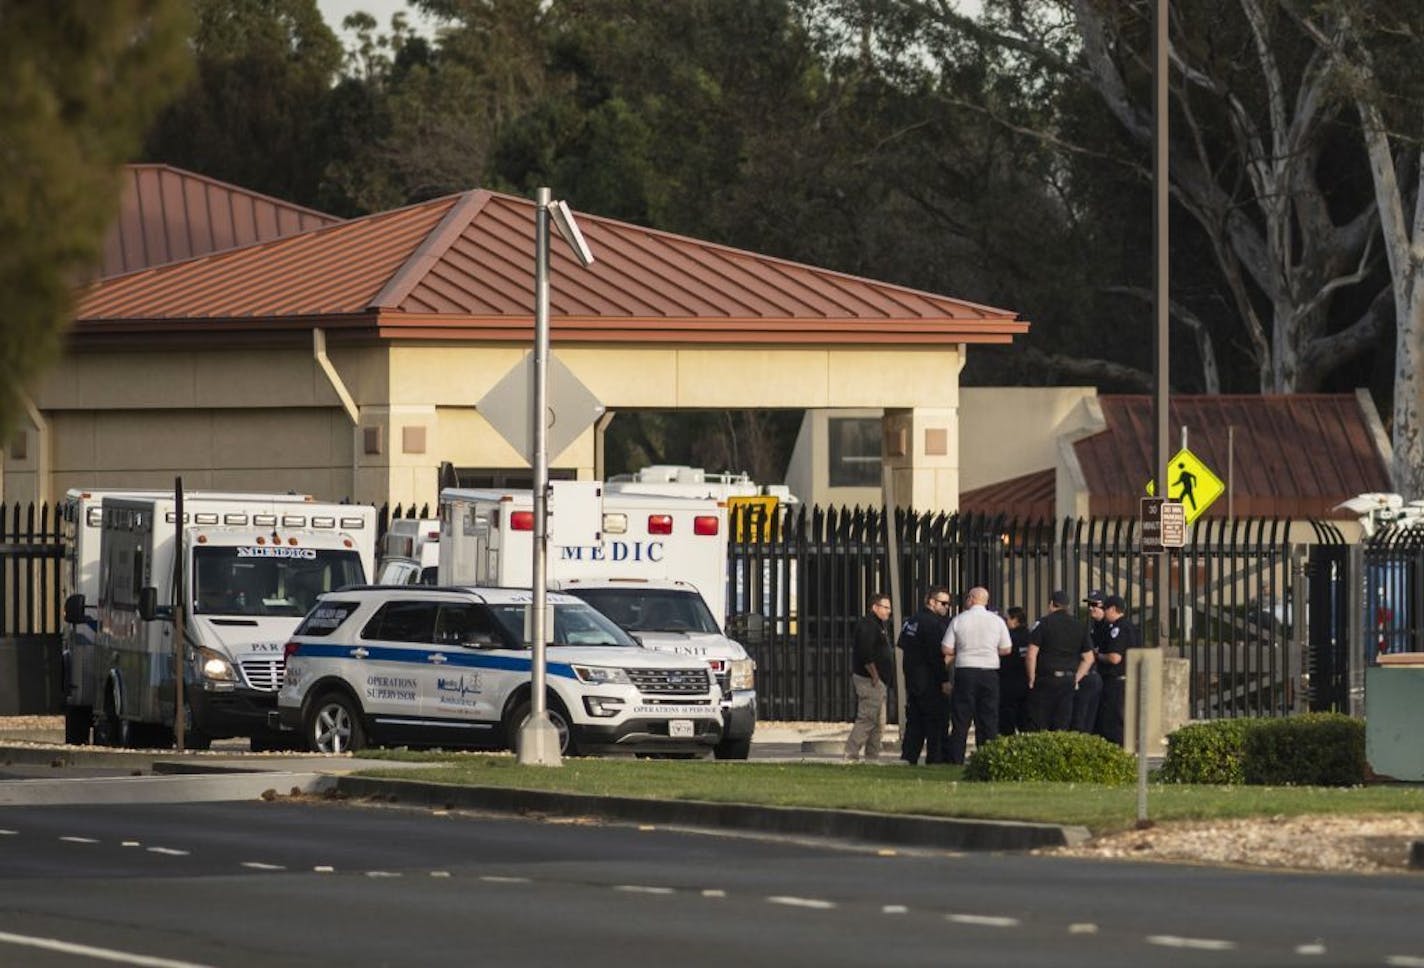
left=729, top=658, right=756, bottom=691
left=194, top=646, right=237, bottom=682
left=572, top=665, right=630, bottom=685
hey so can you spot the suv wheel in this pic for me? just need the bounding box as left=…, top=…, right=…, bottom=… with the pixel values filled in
left=306, top=691, right=366, bottom=753
left=714, top=736, right=752, bottom=760
left=506, top=699, right=575, bottom=756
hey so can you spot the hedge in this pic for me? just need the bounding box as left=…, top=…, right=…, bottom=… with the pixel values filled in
left=1159, top=713, right=1365, bottom=786
left=965, top=731, right=1136, bottom=784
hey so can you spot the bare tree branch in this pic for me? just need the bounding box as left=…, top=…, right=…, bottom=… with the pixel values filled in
left=1019, top=347, right=1155, bottom=391
left=1104, top=285, right=1222, bottom=393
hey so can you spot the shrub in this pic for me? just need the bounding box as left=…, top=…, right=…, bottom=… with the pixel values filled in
left=964, top=732, right=1136, bottom=785
left=1159, top=718, right=1261, bottom=784
left=1242, top=712, right=1366, bottom=786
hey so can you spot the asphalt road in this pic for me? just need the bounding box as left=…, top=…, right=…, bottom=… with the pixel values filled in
left=0, top=799, right=1420, bottom=968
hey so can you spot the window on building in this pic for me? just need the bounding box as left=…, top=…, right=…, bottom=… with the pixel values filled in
left=828, top=417, right=882, bottom=487
left=453, top=467, right=577, bottom=489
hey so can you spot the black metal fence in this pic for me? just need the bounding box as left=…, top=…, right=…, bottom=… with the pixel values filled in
left=729, top=505, right=1305, bottom=723
left=0, top=503, right=65, bottom=714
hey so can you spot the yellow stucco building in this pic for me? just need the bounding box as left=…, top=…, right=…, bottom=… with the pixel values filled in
left=5, top=172, right=1027, bottom=511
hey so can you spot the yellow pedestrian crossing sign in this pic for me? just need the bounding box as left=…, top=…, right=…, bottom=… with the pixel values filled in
left=1145, top=447, right=1223, bottom=524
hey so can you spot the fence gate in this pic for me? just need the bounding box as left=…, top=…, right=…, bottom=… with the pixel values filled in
left=0, top=503, right=65, bottom=715
left=729, top=505, right=1304, bottom=723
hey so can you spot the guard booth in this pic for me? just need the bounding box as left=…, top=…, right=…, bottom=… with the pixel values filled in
left=0, top=503, right=65, bottom=714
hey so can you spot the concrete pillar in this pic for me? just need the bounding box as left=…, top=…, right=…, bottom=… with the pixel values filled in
left=882, top=407, right=959, bottom=513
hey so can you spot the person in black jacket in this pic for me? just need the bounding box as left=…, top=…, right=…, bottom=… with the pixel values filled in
left=1027, top=590, right=1096, bottom=731
left=1096, top=595, right=1141, bottom=745
left=898, top=587, right=952, bottom=764
left=844, top=592, right=894, bottom=761
left=998, top=606, right=1031, bottom=735
left=1072, top=590, right=1106, bottom=733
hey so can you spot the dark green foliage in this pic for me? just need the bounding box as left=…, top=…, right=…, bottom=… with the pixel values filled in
left=1160, top=715, right=1366, bottom=787
left=0, top=0, right=191, bottom=435
left=1159, top=718, right=1261, bottom=785
left=964, top=732, right=1135, bottom=785
left=1242, top=713, right=1366, bottom=788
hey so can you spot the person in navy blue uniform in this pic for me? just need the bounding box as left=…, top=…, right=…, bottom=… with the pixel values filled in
left=1027, top=590, right=1095, bottom=731
left=898, top=587, right=952, bottom=764
left=998, top=606, right=1031, bottom=735
left=1096, top=594, right=1140, bottom=745
left=1072, top=590, right=1106, bottom=733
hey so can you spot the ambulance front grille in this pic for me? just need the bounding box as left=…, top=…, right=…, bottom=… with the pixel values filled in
left=627, top=667, right=711, bottom=696
left=241, top=658, right=284, bottom=692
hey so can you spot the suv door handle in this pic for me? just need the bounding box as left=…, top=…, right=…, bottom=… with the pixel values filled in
left=349, top=647, right=369, bottom=659
left=428, top=653, right=447, bottom=664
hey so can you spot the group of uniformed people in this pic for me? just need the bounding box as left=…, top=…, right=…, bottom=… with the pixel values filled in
left=893, top=586, right=1140, bottom=764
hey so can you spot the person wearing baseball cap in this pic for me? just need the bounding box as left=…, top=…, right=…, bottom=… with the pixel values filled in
left=1027, top=590, right=1096, bottom=731
left=1096, top=595, right=1141, bottom=744
left=1072, top=590, right=1106, bottom=734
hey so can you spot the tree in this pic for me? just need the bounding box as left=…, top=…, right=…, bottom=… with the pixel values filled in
left=1286, top=3, right=1424, bottom=496
left=142, top=0, right=343, bottom=208
left=892, top=1, right=1424, bottom=469
left=0, top=0, right=191, bottom=435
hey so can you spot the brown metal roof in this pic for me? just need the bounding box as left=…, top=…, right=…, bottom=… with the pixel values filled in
left=959, top=469, right=1055, bottom=520
left=1074, top=395, right=1391, bottom=519
left=75, top=189, right=1028, bottom=345
left=98, top=164, right=341, bottom=278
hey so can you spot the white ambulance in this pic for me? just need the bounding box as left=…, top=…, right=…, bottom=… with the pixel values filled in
left=376, top=517, right=441, bottom=586
left=61, top=490, right=375, bottom=749
left=437, top=484, right=757, bottom=757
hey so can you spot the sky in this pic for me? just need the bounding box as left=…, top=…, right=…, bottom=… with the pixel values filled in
left=316, top=0, right=439, bottom=44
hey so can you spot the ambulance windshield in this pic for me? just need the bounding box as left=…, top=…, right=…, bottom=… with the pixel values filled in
left=193, top=546, right=365, bottom=617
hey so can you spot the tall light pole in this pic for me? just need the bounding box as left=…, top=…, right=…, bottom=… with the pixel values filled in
left=519, top=187, right=594, bottom=767
left=1143, top=0, right=1170, bottom=825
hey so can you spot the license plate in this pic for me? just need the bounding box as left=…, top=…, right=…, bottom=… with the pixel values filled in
left=668, top=719, right=694, bottom=738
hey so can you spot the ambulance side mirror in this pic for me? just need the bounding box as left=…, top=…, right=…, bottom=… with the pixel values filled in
left=64, top=594, right=87, bottom=625
left=138, top=587, right=158, bottom=622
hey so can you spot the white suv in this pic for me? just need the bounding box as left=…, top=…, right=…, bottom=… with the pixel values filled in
left=277, top=586, right=723, bottom=756
left=556, top=577, right=757, bottom=759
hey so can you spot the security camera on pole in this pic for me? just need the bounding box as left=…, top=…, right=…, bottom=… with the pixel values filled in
left=519, top=187, right=596, bottom=766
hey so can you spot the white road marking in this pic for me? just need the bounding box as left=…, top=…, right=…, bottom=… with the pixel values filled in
left=0, top=830, right=16, bottom=836
left=615, top=885, right=675, bottom=895
left=882, top=905, right=908, bottom=915
left=121, top=841, right=141, bottom=848
left=638, top=825, right=657, bottom=831
left=876, top=849, right=897, bottom=856
left=1385, top=958, right=1424, bottom=967
left=767, top=896, right=836, bottom=910
left=60, top=836, right=99, bottom=844
left=1294, top=943, right=1325, bottom=956
left=947, top=914, right=1020, bottom=928
left=430, top=871, right=451, bottom=878
left=0, top=929, right=215, bottom=967
left=240, top=862, right=285, bottom=871
left=313, top=865, right=334, bottom=873
left=1147, top=935, right=1237, bottom=951
left=146, top=847, right=189, bottom=856
left=479, top=875, right=530, bottom=884
left=701, top=889, right=726, bottom=898
left=365, top=871, right=401, bottom=878
left=1069, top=923, right=1099, bottom=935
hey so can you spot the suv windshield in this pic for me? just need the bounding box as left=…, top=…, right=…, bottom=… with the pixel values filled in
left=488, top=602, right=637, bottom=647
left=571, top=588, right=720, bottom=634
left=193, top=546, right=365, bottom=617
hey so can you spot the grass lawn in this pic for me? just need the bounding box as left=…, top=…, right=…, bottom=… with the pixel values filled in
left=354, top=751, right=1424, bottom=834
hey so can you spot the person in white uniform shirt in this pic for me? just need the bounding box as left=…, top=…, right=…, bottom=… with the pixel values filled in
left=940, top=586, right=1013, bottom=764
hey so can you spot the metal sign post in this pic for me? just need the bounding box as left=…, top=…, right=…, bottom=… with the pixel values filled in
left=174, top=478, right=185, bottom=752
left=517, top=187, right=595, bottom=767
left=519, top=188, right=562, bottom=767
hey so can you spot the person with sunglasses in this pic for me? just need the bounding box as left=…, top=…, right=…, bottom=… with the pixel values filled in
left=1073, top=590, right=1107, bottom=734
left=897, top=586, right=953, bottom=764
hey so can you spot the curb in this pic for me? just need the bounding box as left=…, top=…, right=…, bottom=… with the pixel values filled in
left=331, top=775, right=1089, bottom=851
